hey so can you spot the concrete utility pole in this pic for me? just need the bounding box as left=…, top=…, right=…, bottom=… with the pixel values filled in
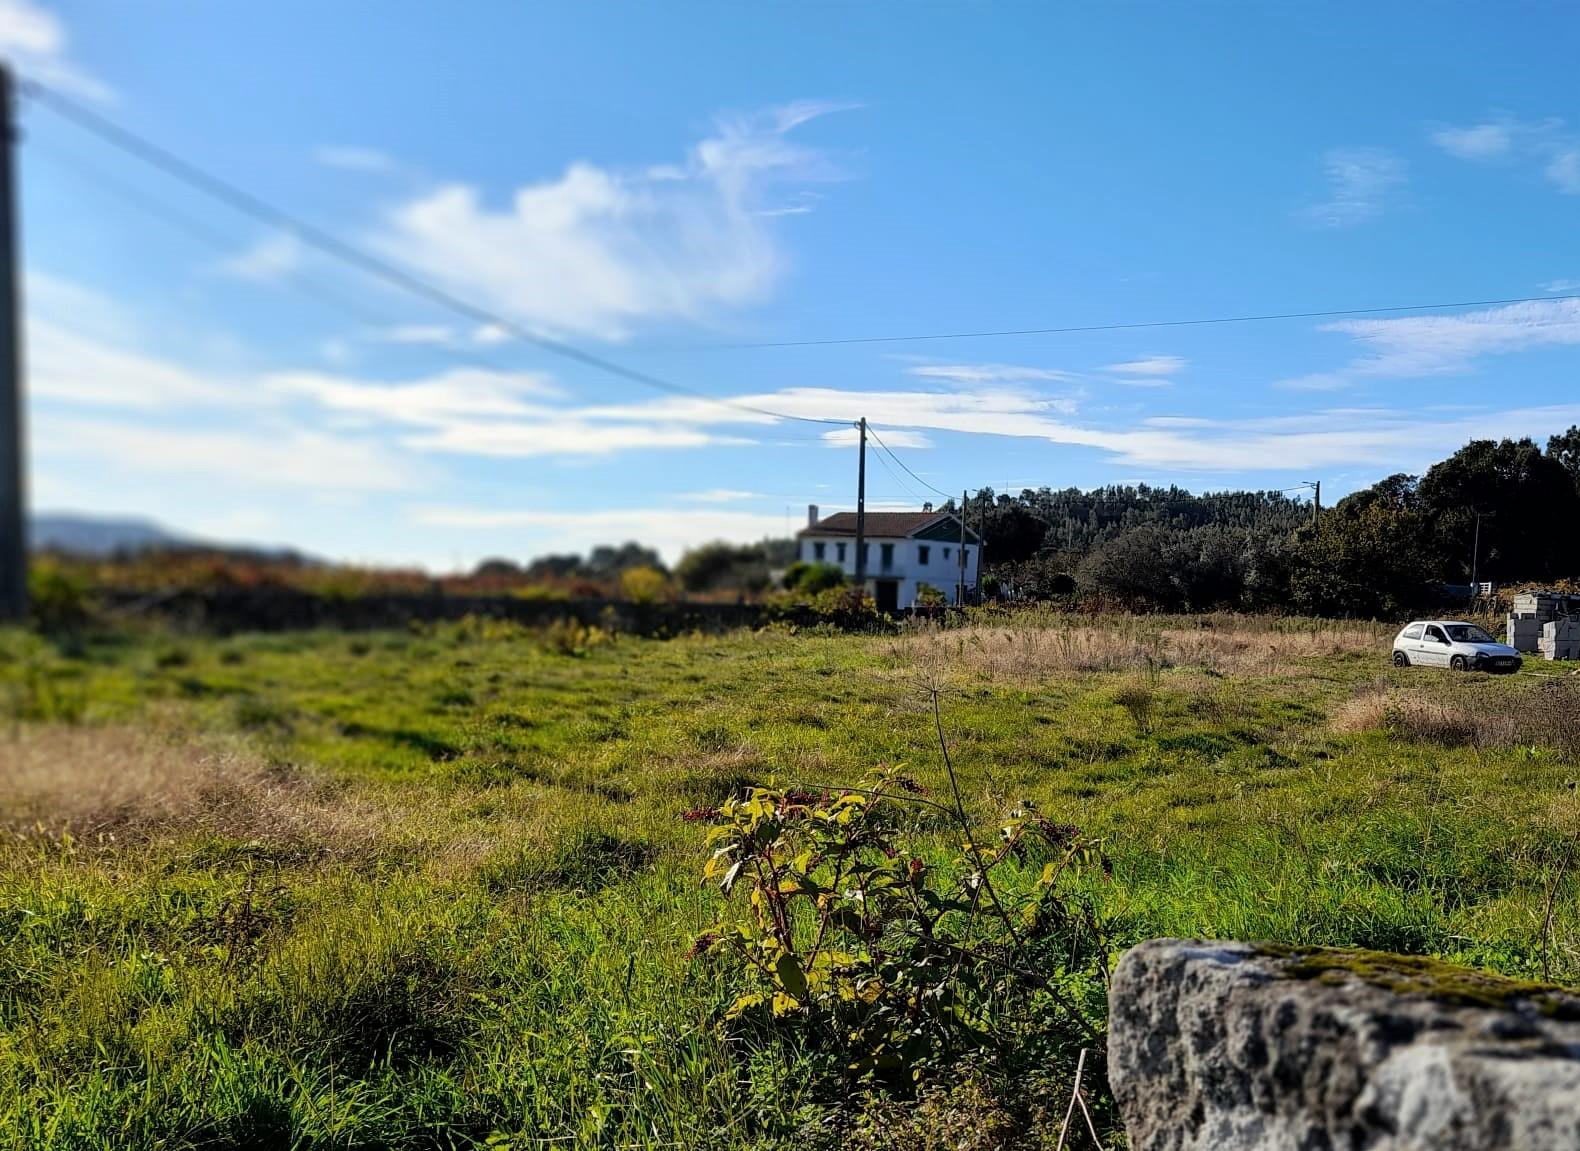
left=957, top=488, right=967, bottom=605
left=853, top=417, right=867, bottom=591
left=0, top=65, right=25, bottom=621
left=1470, top=510, right=1492, bottom=592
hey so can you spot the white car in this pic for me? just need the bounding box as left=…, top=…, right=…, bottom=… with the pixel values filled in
left=1391, top=620, right=1522, bottom=673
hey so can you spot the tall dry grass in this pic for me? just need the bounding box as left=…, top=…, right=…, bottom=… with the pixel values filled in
left=1334, top=678, right=1580, bottom=756
left=0, top=727, right=399, bottom=855
left=891, top=613, right=1389, bottom=681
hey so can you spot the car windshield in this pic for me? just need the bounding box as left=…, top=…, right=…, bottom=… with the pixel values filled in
left=1445, top=624, right=1494, bottom=643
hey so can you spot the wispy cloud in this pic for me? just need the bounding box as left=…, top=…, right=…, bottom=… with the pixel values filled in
left=220, top=233, right=303, bottom=283
left=35, top=414, right=415, bottom=494
left=1433, top=115, right=1580, bottom=195
left=1432, top=122, right=1514, bottom=161
left=1543, top=279, right=1580, bottom=294
left=315, top=146, right=394, bottom=173
left=678, top=488, right=763, bottom=503
left=1273, top=372, right=1353, bottom=393
left=1105, top=355, right=1184, bottom=385
left=822, top=426, right=933, bottom=449
left=1301, top=147, right=1406, bottom=227
left=907, top=363, right=1080, bottom=385
left=374, top=100, right=854, bottom=340
left=1322, top=298, right=1580, bottom=376
left=0, top=0, right=111, bottom=100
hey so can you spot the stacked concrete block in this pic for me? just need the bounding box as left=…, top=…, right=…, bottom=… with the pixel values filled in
left=1541, top=619, right=1580, bottom=662
left=1508, top=613, right=1544, bottom=653
left=1507, top=590, right=1580, bottom=660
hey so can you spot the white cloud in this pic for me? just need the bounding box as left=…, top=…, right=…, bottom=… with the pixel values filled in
left=375, top=100, right=851, bottom=340
left=410, top=504, right=789, bottom=564
left=220, top=233, right=303, bottom=283
left=28, top=316, right=247, bottom=409
left=315, top=146, right=394, bottom=173
left=1431, top=123, right=1513, bottom=161
left=1302, top=147, right=1406, bottom=227
left=1273, top=372, right=1353, bottom=392
left=0, top=0, right=110, bottom=100
left=1544, top=279, right=1580, bottom=294
left=357, top=323, right=522, bottom=350
left=1433, top=116, right=1580, bottom=195
left=679, top=488, right=762, bottom=503
left=822, top=426, right=933, bottom=449
left=1105, top=355, right=1184, bottom=385
left=35, top=415, right=415, bottom=493
left=1106, top=356, right=1183, bottom=376
left=1546, top=147, right=1580, bottom=194
left=1322, top=298, right=1580, bottom=376
left=907, top=363, right=1080, bottom=385
left=270, top=367, right=560, bottom=426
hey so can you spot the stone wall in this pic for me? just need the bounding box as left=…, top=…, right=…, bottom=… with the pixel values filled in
left=1108, top=938, right=1580, bottom=1150
left=96, top=588, right=777, bottom=636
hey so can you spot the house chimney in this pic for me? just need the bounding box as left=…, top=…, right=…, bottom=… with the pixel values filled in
left=807, top=504, right=819, bottom=528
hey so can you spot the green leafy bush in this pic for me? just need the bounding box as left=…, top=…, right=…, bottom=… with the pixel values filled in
left=692, top=766, right=1110, bottom=1083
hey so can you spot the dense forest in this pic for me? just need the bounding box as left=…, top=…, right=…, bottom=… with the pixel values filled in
left=947, top=425, right=1580, bottom=616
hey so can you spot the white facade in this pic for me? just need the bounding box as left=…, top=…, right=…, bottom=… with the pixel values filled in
left=798, top=527, right=979, bottom=610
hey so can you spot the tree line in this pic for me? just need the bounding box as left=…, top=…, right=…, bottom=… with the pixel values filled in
left=957, top=426, right=1580, bottom=616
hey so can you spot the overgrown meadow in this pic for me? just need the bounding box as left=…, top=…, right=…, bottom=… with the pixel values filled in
left=3, top=612, right=1579, bottom=1149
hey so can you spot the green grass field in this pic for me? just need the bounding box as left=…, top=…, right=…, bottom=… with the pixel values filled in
left=3, top=613, right=1579, bottom=1149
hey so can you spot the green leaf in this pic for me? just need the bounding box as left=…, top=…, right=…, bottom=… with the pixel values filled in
left=774, top=950, right=809, bottom=999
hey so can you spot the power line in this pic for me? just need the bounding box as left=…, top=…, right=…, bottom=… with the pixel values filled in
left=25, top=137, right=525, bottom=376
left=18, top=76, right=851, bottom=428
left=679, top=294, right=1580, bottom=351
left=866, top=424, right=959, bottom=502
left=867, top=440, right=930, bottom=504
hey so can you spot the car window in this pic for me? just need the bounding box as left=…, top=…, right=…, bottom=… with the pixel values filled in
left=1403, top=624, right=1423, bottom=640
left=1426, top=625, right=1448, bottom=644
left=1445, top=624, right=1493, bottom=643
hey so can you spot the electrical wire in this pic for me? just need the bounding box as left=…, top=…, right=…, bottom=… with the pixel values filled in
left=678, top=293, right=1580, bottom=350
left=867, top=442, right=931, bottom=505
left=866, top=424, right=961, bottom=501
left=23, top=137, right=545, bottom=381
left=17, top=76, right=852, bottom=428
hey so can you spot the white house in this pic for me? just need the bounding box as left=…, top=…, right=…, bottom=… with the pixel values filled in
left=795, top=505, right=981, bottom=613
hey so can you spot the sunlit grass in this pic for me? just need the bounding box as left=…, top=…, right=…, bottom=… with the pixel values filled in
left=1, top=615, right=1577, bottom=1147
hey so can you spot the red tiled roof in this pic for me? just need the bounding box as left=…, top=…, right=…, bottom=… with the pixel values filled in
left=797, top=511, right=977, bottom=540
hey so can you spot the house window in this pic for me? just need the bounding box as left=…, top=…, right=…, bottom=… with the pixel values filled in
left=962, top=547, right=970, bottom=568
left=880, top=543, right=894, bottom=569
left=862, top=543, right=871, bottom=566
left=836, top=542, right=846, bottom=563
left=814, top=542, right=826, bottom=561
left=918, top=545, right=930, bottom=565
left=943, top=547, right=951, bottom=560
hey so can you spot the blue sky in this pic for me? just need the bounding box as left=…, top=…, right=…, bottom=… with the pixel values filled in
left=6, top=1, right=1580, bottom=568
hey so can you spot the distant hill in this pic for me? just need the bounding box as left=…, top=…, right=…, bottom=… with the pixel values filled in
left=29, top=512, right=316, bottom=564
left=30, top=513, right=195, bottom=557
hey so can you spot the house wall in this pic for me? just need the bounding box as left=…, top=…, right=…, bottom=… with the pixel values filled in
left=797, top=534, right=979, bottom=607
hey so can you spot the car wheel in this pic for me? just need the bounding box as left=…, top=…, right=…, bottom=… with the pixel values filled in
left=1392, top=650, right=1409, bottom=667
left=1450, top=655, right=1468, bottom=671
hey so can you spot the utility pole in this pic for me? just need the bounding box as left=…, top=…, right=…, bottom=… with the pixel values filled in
left=853, top=418, right=866, bottom=592
left=1470, top=512, right=1480, bottom=592
left=957, top=488, right=967, bottom=606
left=1299, top=480, right=1321, bottom=527
left=0, top=65, right=25, bottom=621
left=1470, top=510, right=1493, bottom=593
